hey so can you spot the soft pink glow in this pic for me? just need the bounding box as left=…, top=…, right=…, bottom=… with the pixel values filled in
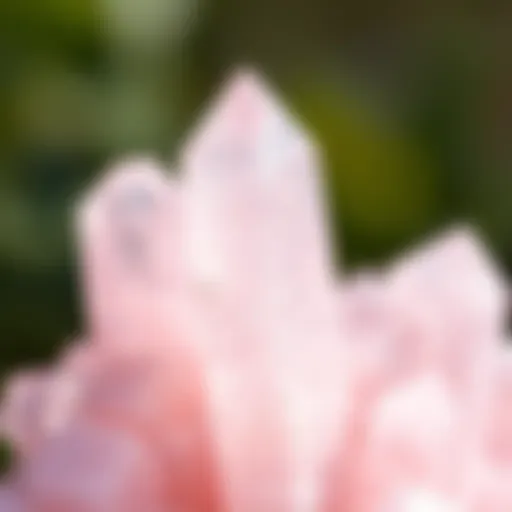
left=0, top=71, right=510, bottom=511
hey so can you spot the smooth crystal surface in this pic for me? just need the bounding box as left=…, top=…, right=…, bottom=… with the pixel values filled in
left=0, top=70, right=510, bottom=512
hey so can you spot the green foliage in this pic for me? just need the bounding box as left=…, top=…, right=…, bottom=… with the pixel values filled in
left=0, top=439, right=14, bottom=477
left=290, top=80, right=442, bottom=265
left=0, top=0, right=510, bottom=374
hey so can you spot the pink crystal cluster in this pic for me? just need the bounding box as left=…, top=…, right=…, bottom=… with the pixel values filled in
left=0, top=71, right=511, bottom=512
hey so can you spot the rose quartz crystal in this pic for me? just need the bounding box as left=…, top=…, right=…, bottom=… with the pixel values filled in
left=0, top=71, right=510, bottom=511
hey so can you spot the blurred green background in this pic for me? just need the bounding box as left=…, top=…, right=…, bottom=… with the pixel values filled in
left=0, top=0, right=511, bottom=377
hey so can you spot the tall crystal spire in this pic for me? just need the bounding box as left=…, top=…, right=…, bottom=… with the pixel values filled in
left=76, top=157, right=180, bottom=348
left=181, top=70, right=333, bottom=296
left=181, top=70, right=349, bottom=512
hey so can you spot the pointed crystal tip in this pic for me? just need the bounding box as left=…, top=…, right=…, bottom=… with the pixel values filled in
left=203, top=67, right=277, bottom=128
left=181, top=67, right=317, bottom=168
left=219, top=67, right=271, bottom=102
left=223, top=66, right=264, bottom=90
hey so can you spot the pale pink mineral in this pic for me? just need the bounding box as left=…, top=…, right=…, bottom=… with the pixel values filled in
left=0, top=70, right=510, bottom=512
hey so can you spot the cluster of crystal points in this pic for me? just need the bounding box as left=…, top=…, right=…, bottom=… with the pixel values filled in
left=0, top=71, right=511, bottom=512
